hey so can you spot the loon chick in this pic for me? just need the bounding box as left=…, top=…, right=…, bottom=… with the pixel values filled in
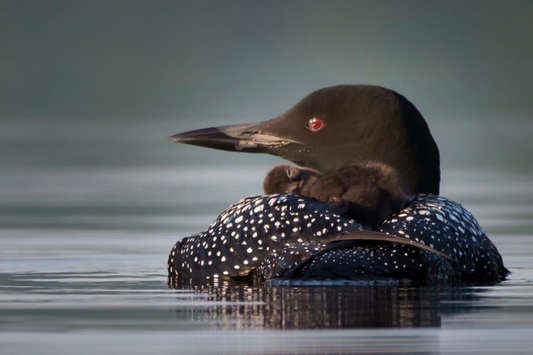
left=263, top=162, right=408, bottom=227
left=167, top=85, right=508, bottom=286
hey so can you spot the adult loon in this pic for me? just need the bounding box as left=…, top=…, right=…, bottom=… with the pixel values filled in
left=167, top=85, right=508, bottom=286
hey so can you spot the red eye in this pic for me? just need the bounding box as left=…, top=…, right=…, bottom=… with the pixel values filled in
left=306, top=117, right=323, bottom=132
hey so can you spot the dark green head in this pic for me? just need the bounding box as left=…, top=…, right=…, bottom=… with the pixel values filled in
left=168, top=85, right=440, bottom=195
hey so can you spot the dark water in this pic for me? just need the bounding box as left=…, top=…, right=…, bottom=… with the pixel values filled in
left=2, top=127, right=533, bottom=353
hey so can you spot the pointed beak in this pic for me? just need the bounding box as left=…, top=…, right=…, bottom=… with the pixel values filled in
left=167, top=121, right=298, bottom=153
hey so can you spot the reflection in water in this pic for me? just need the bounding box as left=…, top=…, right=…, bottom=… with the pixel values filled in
left=169, top=278, right=483, bottom=329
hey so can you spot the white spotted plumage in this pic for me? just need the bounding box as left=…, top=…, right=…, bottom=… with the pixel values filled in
left=168, top=194, right=506, bottom=285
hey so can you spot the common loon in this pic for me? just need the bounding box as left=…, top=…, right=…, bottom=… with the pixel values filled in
left=263, top=162, right=408, bottom=228
left=167, top=85, right=508, bottom=286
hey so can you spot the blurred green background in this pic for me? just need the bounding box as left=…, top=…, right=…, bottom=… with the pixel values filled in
left=2, top=0, right=532, bottom=172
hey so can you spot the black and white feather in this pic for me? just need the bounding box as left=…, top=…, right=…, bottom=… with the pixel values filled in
left=167, top=193, right=506, bottom=285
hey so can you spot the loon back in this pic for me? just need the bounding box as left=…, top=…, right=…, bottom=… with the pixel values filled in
left=168, top=194, right=506, bottom=286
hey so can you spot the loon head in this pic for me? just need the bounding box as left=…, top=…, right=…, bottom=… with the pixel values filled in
left=168, top=85, right=440, bottom=195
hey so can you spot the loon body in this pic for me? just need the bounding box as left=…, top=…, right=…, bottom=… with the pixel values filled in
left=167, top=85, right=507, bottom=285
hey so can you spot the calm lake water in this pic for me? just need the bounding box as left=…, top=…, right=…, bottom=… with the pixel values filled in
left=1, top=122, right=533, bottom=354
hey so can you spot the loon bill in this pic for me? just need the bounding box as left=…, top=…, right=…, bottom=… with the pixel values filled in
left=167, top=85, right=508, bottom=286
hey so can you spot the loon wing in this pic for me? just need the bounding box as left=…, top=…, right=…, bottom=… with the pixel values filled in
left=330, top=231, right=457, bottom=263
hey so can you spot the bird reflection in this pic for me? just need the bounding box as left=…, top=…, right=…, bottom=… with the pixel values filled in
left=168, top=277, right=481, bottom=329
